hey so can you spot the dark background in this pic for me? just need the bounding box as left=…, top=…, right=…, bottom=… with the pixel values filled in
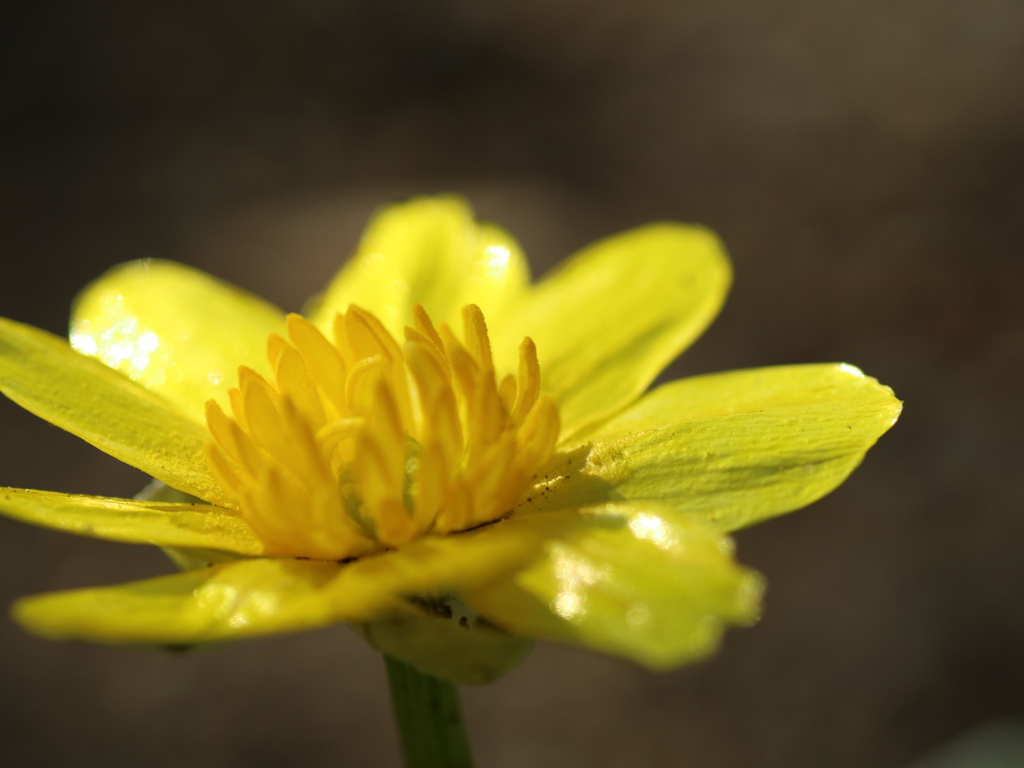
left=1, top=2, right=1022, bottom=766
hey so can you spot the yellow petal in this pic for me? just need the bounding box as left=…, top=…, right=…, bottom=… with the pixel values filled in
left=523, top=364, right=901, bottom=531
left=71, top=259, right=286, bottom=421
left=14, top=559, right=379, bottom=644
left=308, top=196, right=530, bottom=339
left=0, top=317, right=231, bottom=506
left=491, top=224, right=731, bottom=439
left=13, top=518, right=546, bottom=644
left=464, top=506, right=763, bottom=669
left=0, top=488, right=263, bottom=555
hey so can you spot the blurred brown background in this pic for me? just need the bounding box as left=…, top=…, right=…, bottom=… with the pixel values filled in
left=1, top=1, right=1022, bottom=766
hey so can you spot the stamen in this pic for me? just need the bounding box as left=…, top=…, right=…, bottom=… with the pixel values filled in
left=510, top=338, right=541, bottom=428
left=203, top=303, right=560, bottom=560
left=273, top=342, right=326, bottom=430
left=462, top=304, right=495, bottom=375
left=499, top=374, right=518, bottom=416
left=228, top=386, right=249, bottom=431
left=206, top=401, right=246, bottom=468
left=285, top=314, right=348, bottom=417
left=411, top=303, right=446, bottom=358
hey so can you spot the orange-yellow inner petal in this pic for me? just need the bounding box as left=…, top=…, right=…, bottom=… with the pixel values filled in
left=204, top=304, right=559, bottom=560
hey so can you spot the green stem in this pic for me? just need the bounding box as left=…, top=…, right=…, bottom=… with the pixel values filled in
left=385, top=655, right=475, bottom=768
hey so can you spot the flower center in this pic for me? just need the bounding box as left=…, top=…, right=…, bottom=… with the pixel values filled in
left=204, top=304, right=560, bottom=560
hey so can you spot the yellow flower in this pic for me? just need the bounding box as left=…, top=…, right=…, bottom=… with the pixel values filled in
left=0, top=197, right=900, bottom=682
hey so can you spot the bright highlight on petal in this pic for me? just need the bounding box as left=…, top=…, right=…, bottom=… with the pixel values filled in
left=205, top=303, right=560, bottom=560
left=464, top=507, right=763, bottom=669
left=71, top=259, right=286, bottom=422
left=0, top=317, right=231, bottom=507
left=309, top=196, right=530, bottom=339
left=628, top=512, right=675, bottom=548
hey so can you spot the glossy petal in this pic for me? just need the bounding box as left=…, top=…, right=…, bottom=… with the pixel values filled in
left=464, top=506, right=763, bottom=669
left=307, top=197, right=530, bottom=338
left=0, top=317, right=231, bottom=506
left=490, top=224, right=731, bottom=438
left=13, top=518, right=548, bottom=644
left=71, top=259, right=286, bottom=421
left=0, top=488, right=263, bottom=555
left=522, top=364, right=901, bottom=531
left=14, top=559, right=377, bottom=644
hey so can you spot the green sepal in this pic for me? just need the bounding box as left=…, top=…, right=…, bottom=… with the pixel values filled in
left=359, top=595, right=534, bottom=685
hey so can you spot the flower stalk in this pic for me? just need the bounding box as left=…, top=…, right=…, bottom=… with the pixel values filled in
left=386, top=655, right=475, bottom=768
